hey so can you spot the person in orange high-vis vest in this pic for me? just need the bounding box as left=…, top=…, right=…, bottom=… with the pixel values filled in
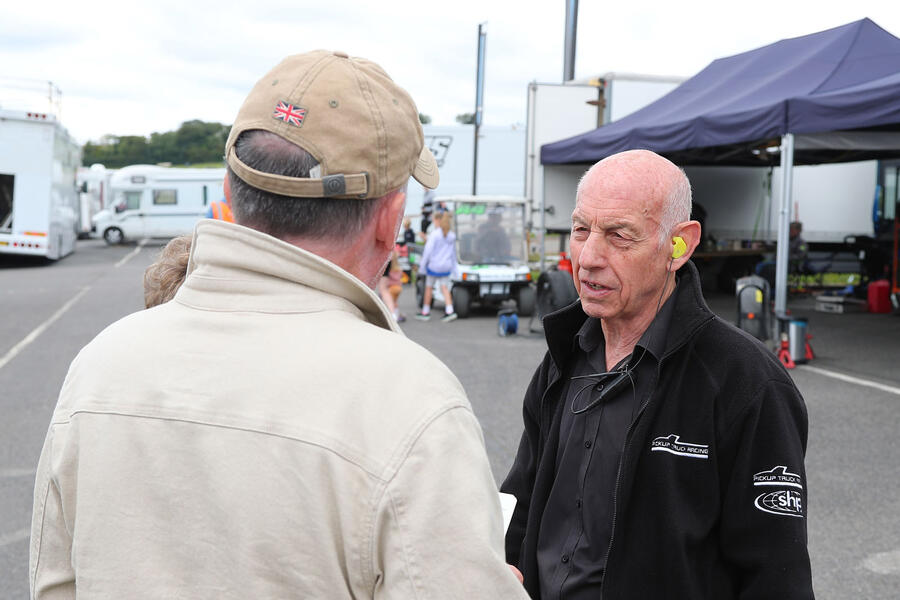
left=206, top=173, right=234, bottom=222
left=210, top=200, right=234, bottom=222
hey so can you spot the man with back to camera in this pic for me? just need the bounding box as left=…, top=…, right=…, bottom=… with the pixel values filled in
left=501, top=150, right=813, bottom=598
left=30, top=50, right=528, bottom=598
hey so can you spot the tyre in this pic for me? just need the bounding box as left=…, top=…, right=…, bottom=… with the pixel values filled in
left=536, top=270, right=578, bottom=318
left=103, top=227, right=124, bottom=245
left=515, top=285, right=537, bottom=316
left=451, top=285, right=471, bottom=318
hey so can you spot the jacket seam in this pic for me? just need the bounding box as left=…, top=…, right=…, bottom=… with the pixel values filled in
left=30, top=461, right=52, bottom=596
left=386, top=488, right=424, bottom=599
left=63, top=408, right=386, bottom=480
left=366, top=401, right=472, bottom=592
left=379, top=401, right=472, bottom=486
left=172, top=298, right=352, bottom=315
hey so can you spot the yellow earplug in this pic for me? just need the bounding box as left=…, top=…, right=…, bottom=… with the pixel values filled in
left=672, top=236, right=687, bottom=259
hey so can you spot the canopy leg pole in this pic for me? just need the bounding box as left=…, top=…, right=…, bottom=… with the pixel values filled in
left=774, top=133, right=794, bottom=319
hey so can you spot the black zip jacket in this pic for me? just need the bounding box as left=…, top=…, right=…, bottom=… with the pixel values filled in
left=501, top=263, right=814, bottom=599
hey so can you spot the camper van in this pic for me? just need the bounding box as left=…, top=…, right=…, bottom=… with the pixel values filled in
left=0, top=108, right=82, bottom=259
left=76, top=164, right=115, bottom=238
left=92, top=165, right=225, bottom=244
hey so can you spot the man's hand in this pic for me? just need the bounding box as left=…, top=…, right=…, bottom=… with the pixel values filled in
left=508, top=564, right=524, bottom=584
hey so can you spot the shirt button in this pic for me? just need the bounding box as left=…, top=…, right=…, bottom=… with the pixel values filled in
left=584, top=440, right=592, bottom=449
left=561, top=554, right=570, bottom=563
left=576, top=498, right=582, bottom=508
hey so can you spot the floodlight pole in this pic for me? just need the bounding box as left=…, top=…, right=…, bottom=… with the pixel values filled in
left=473, top=22, right=487, bottom=195
left=563, top=0, right=578, bottom=81
left=774, top=133, right=794, bottom=318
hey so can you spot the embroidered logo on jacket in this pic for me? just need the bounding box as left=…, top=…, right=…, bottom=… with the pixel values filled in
left=754, top=489, right=804, bottom=518
left=753, top=465, right=803, bottom=489
left=650, top=434, right=709, bottom=459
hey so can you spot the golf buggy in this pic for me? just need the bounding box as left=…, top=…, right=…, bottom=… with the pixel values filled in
left=416, top=196, right=535, bottom=318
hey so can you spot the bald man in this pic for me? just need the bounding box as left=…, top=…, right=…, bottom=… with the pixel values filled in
left=502, top=150, right=813, bottom=599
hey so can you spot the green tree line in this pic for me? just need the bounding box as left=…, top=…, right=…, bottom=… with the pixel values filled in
left=82, top=120, right=230, bottom=168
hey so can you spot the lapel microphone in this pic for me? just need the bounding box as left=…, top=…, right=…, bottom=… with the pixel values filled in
left=570, top=367, right=635, bottom=415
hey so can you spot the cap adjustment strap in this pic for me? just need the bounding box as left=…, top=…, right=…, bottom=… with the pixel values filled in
left=227, top=147, right=369, bottom=199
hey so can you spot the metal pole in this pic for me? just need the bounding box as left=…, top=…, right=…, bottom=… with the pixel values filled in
left=774, top=133, right=794, bottom=317
left=473, top=23, right=487, bottom=195
left=563, top=0, right=578, bottom=82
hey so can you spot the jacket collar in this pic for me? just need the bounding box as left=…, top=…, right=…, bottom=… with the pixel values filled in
left=176, top=220, right=400, bottom=333
left=543, top=261, right=714, bottom=369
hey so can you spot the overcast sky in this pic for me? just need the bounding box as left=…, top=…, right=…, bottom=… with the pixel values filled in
left=1, top=0, right=898, bottom=145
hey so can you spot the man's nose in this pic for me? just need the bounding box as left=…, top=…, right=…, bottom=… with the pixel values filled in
left=578, top=233, right=608, bottom=269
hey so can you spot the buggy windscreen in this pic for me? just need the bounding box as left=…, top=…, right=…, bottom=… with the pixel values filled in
left=454, top=202, right=527, bottom=265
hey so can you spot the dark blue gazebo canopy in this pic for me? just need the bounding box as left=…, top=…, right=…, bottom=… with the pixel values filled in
left=542, top=19, right=900, bottom=166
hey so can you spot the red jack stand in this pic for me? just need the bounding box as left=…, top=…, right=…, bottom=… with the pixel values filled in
left=804, top=334, right=815, bottom=360
left=777, top=333, right=796, bottom=369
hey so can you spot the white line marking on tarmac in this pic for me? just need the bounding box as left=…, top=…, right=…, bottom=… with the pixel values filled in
left=114, top=238, right=148, bottom=268
left=797, top=365, right=900, bottom=397
left=0, top=286, right=90, bottom=372
left=0, top=238, right=149, bottom=373
left=0, top=528, right=29, bottom=548
left=0, top=468, right=36, bottom=478
left=862, top=549, right=900, bottom=574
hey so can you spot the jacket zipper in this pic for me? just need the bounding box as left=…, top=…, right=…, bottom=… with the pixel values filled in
left=538, top=362, right=563, bottom=450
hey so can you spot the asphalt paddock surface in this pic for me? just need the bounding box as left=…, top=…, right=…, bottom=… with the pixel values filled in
left=2, top=239, right=899, bottom=598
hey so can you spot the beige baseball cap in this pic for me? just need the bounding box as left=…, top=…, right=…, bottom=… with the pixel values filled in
left=225, top=50, right=439, bottom=199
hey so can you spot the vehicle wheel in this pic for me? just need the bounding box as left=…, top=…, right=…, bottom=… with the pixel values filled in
left=536, top=270, right=578, bottom=318
left=103, top=227, right=124, bottom=245
left=516, top=285, right=537, bottom=316
left=451, top=285, right=471, bottom=318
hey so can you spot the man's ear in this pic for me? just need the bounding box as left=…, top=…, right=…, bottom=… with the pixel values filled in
left=669, top=220, right=701, bottom=271
left=374, top=190, right=406, bottom=251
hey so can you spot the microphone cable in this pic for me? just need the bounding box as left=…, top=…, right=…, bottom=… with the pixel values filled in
left=570, top=255, right=676, bottom=415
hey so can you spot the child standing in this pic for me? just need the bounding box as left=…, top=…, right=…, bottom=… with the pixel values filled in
left=416, top=211, right=458, bottom=322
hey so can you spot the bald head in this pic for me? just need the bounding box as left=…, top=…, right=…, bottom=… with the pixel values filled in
left=576, top=150, right=692, bottom=246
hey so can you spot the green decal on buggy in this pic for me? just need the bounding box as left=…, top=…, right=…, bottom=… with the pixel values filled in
left=456, top=204, right=486, bottom=215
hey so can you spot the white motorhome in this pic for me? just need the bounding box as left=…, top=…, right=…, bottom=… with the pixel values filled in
left=76, top=163, right=115, bottom=238
left=0, top=108, right=82, bottom=259
left=92, top=165, right=225, bottom=244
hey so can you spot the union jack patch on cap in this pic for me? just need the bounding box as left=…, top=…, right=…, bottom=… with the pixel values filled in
left=273, top=101, right=307, bottom=127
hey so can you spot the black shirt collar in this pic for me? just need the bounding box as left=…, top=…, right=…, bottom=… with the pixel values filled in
left=574, top=280, right=679, bottom=369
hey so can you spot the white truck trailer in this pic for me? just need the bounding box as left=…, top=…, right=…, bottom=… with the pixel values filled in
left=92, top=164, right=225, bottom=244
left=403, top=125, right=526, bottom=218
left=526, top=74, right=686, bottom=238
left=0, top=108, right=82, bottom=259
